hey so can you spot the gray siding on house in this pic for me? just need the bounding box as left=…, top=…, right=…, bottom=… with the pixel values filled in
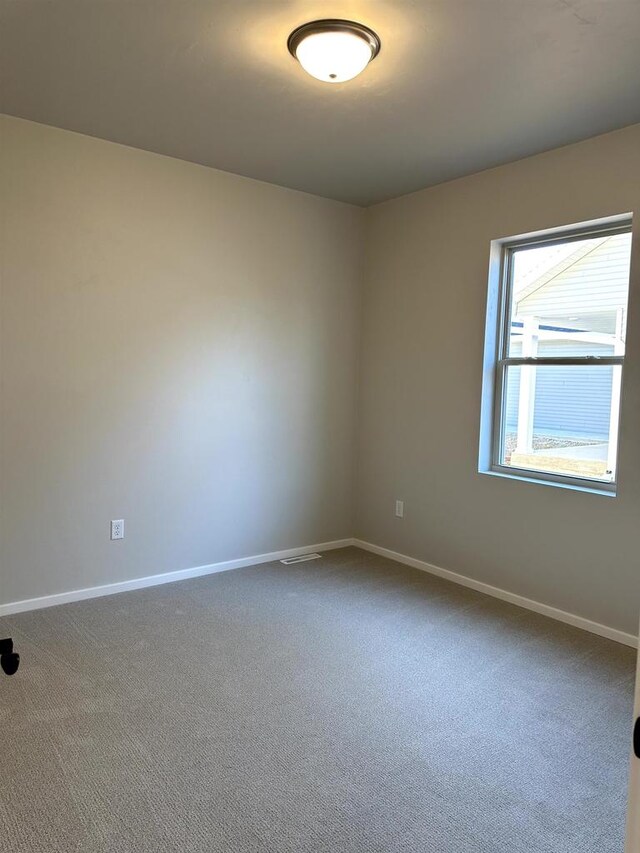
left=517, top=233, right=632, bottom=333
left=505, top=342, right=613, bottom=438
left=504, top=365, right=613, bottom=438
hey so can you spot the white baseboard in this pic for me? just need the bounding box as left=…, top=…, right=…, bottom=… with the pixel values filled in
left=353, top=539, right=638, bottom=649
left=3, top=536, right=636, bottom=649
left=0, top=538, right=355, bottom=618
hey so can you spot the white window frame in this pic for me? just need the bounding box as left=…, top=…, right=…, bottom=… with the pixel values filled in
left=479, top=215, right=633, bottom=496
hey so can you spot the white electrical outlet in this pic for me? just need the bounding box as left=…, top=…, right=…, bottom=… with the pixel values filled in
left=111, top=519, right=125, bottom=540
left=395, top=500, right=404, bottom=518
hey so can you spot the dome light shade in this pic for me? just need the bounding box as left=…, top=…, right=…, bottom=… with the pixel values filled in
left=288, top=19, right=381, bottom=83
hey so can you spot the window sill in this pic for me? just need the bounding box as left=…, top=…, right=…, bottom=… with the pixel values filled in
left=479, top=466, right=617, bottom=497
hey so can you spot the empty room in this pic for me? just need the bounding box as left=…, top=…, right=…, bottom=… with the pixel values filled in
left=1, top=2, right=640, bottom=851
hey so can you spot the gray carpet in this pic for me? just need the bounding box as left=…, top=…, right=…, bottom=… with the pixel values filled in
left=0, top=547, right=634, bottom=852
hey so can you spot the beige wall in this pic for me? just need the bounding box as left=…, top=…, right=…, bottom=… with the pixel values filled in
left=0, top=116, right=364, bottom=605
left=3, top=114, right=639, bottom=636
left=357, top=124, right=640, bottom=635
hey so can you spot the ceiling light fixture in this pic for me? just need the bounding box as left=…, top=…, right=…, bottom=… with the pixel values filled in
left=287, top=19, right=381, bottom=84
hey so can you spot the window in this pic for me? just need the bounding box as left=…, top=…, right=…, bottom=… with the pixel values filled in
left=480, top=216, right=633, bottom=494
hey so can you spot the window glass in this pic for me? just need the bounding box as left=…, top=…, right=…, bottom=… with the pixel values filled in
left=507, top=232, right=632, bottom=359
left=484, top=220, right=633, bottom=492
left=500, top=364, right=619, bottom=483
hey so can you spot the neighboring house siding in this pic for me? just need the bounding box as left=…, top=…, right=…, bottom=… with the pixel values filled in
left=505, top=342, right=612, bottom=438
left=517, top=233, right=631, bottom=331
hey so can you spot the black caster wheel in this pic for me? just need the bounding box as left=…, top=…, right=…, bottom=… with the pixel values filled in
left=1, top=652, right=19, bottom=676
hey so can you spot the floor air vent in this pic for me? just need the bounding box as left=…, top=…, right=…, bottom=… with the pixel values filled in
left=280, top=553, right=322, bottom=565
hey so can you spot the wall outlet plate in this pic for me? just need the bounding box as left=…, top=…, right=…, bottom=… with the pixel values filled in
left=395, top=500, right=404, bottom=518
left=111, top=519, right=125, bottom=540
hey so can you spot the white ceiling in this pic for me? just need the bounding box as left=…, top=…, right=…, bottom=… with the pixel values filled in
left=1, top=1, right=639, bottom=206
